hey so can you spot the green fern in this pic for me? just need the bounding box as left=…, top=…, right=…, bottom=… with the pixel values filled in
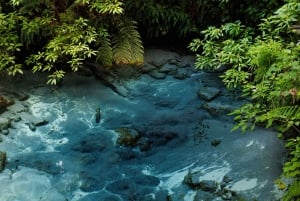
left=284, top=137, right=300, bottom=178
left=256, top=106, right=300, bottom=133
left=112, top=19, right=143, bottom=65
left=283, top=180, right=300, bottom=201
left=96, top=28, right=113, bottom=66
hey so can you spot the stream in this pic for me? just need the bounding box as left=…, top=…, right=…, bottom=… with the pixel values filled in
left=0, top=49, right=285, bottom=201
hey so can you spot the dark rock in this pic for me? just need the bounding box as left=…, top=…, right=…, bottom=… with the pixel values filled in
left=0, top=151, right=6, bottom=172
left=201, top=101, right=238, bottom=116
left=95, top=108, right=101, bottom=123
left=130, top=174, right=160, bottom=186
left=168, top=58, right=180, bottom=65
left=20, top=112, right=48, bottom=127
left=112, top=84, right=129, bottom=97
left=0, top=96, right=13, bottom=113
left=79, top=173, right=104, bottom=192
left=159, top=64, right=178, bottom=74
left=149, top=70, right=167, bottom=79
left=1, top=129, right=9, bottom=135
left=183, top=172, right=217, bottom=192
left=115, top=147, right=137, bottom=160
left=211, top=139, right=221, bottom=147
left=194, top=190, right=216, bottom=201
left=222, top=175, right=232, bottom=184
left=0, top=117, right=11, bottom=131
left=72, top=139, right=105, bottom=153
left=106, top=179, right=134, bottom=195
left=106, top=175, right=158, bottom=200
left=80, top=154, right=97, bottom=165
left=140, top=63, right=157, bottom=74
left=136, top=137, right=152, bottom=152
left=27, top=123, right=36, bottom=131
left=115, top=127, right=141, bottom=147
left=8, top=102, right=28, bottom=113
left=147, top=131, right=179, bottom=147
left=145, top=49, right=180, bottom=67
left=173, top=69, right=190, bottom=80
left=197, top=87, right=221, bottom=101
left=78, top=193, right=121, bottom=201
left=154, top=99, right=177, bottom=108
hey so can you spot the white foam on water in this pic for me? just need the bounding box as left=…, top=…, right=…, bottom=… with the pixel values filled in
left=190, top=161, right=231, bottom=183
left=70, top=189, right=94, bottom=201
left=197, top=166, right=231, bottom=183
left=184, top=190, right=197, bottom=201
left=0, top=166, right=62, bottom=201
left=231, top=178, right=258, bottom=191
left=156, top=163, right=194, bottom=194
left=246, top=140, right=254, bottom=147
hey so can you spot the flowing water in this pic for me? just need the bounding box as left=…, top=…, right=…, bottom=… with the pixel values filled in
left=0, top=54, right=285, bottom=201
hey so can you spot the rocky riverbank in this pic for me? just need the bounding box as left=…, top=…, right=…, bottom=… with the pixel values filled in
left=0, top=48, right=285, bottom=201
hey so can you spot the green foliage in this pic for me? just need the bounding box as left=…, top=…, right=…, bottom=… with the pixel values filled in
left=190, top=2, right=300, bottom=198
left=0, top=0, right=144, bottom=84
left=283, top=180, right=300, bottom=201
left=284, top=138, right=300, bottom=178
left=112, top=19, right=144, bottom=65
left=0, top=12, right=23, bottom=75
left=125, top=0, right=194, bottom=38
left=189, top=21, right=253, bottom=88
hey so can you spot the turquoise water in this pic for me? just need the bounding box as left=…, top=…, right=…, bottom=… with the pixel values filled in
left=0, top=70, right=284, bottom=201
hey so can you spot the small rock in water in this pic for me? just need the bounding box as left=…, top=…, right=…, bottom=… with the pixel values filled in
left=0, top=151, right=6, bottom=172
left=1, top=129, right=9, bottom=135
left=95, top=107, right=101, bottom=123
left=115, top=127, right=141, bottom=147
left=211, top=139, right=221, bottom=147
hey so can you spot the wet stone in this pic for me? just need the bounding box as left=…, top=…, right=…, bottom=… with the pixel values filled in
left=72, top=139, right=105, bottom=153
left=115, top=127, right=141, bottom=147
left=149, top=70, right=167, bottom=79
left=0, top=117, right=11, bottom=130
left=140, top=63, right=157, bottom=74
left=130, top=174, right=160, bottom=186
left=79, top=176, right=103, bottom=192
left=0, top=151, right=6, bottom=172
left=211, top=139, right=221, bottom=147
left=197, top=87, right=221, bottom=101
left=183, top=171, right=217, bottom=192
left=159, top=64, right=178, bottom=74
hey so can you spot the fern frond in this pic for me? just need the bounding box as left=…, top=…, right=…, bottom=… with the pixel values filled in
left=96, top=28, right=113, bottom=66
left=112, top=19, right=144, bottom=65
left=261, top=106, right=300, bottom=121
left=257, top=105, right=300, bottom=133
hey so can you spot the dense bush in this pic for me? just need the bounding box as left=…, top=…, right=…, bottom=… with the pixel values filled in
left=189, top=0, right=300, bottom=198
left=0, top=0, right=144, bottom=84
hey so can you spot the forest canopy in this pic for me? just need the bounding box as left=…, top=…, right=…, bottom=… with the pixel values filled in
left=1, top=0, right=300, bottom=199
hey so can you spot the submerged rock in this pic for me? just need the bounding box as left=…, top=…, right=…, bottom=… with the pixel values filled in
left=0, top=117, right=11, bottom=131
left=115, top=127, right=141, bottom=147
left=211, top=139, right=221, bottom=147
left=20, top=112, right=48, bottom=127
left=0, top=151, right=6, bottom=172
